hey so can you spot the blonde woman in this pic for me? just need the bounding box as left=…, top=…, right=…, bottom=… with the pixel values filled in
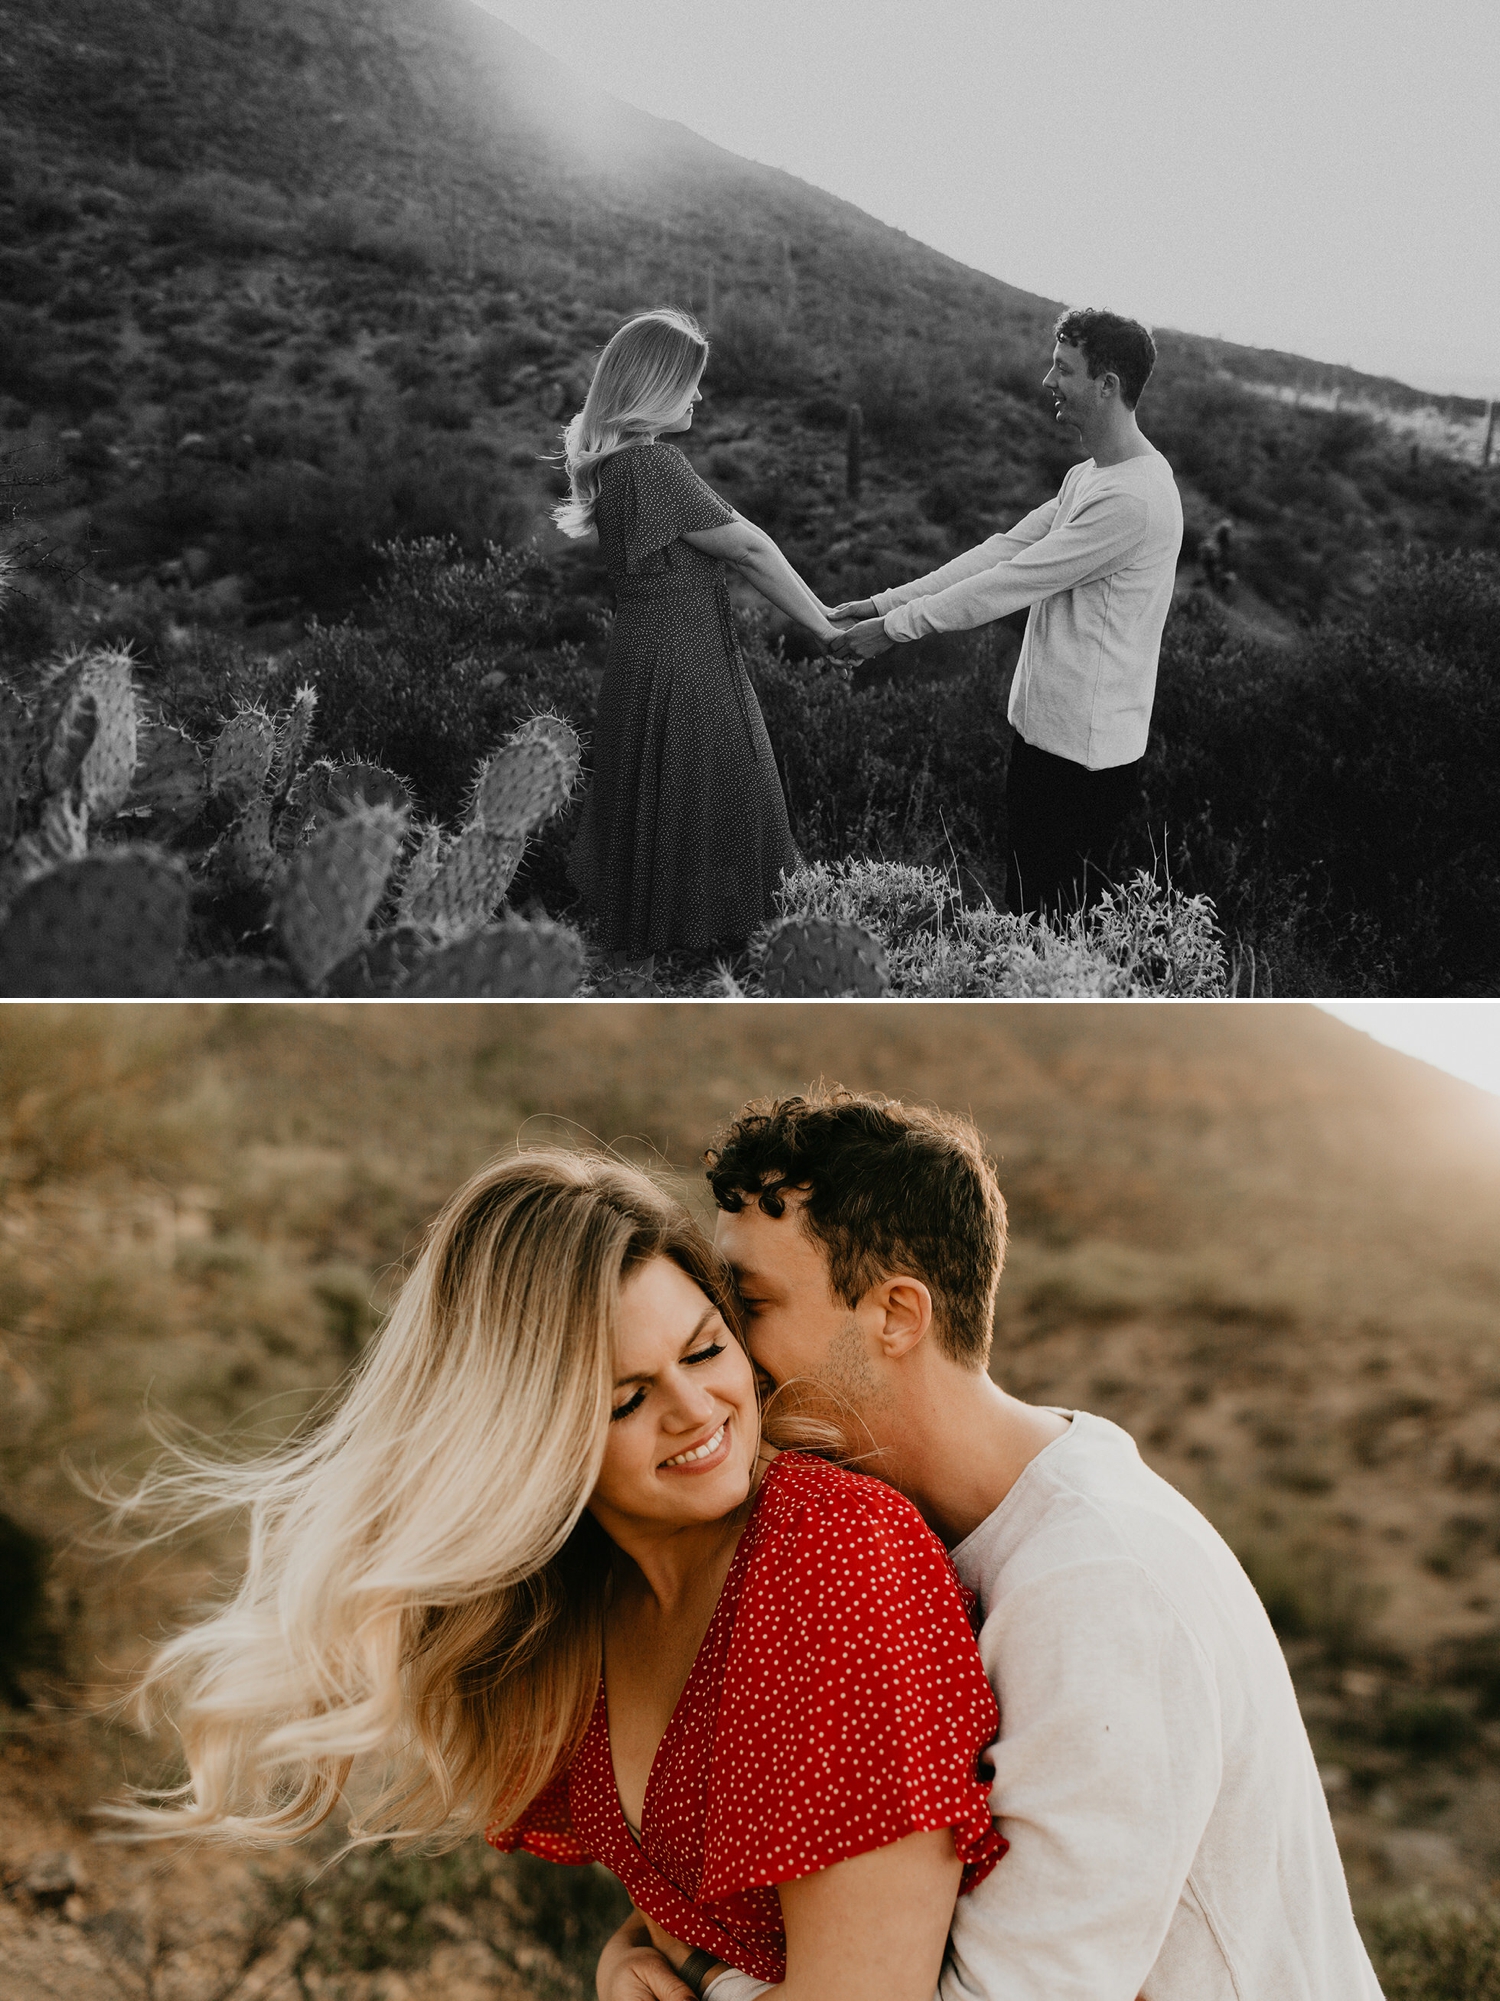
left=106, top=1152, right=1005, bottom=2001
left=555, top=310, right=841, bottom=973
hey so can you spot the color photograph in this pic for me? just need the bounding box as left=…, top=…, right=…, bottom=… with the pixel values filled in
left=2, top=1001, right=1500, bottom=2000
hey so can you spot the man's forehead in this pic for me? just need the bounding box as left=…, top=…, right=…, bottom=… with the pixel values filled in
left=713, top=1187, right=813, bottom=1260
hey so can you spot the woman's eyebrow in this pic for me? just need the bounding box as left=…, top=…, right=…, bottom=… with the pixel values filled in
left=613, top=1307, right=718, bottom=1387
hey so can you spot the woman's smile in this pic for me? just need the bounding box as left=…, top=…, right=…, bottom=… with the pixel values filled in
left=660, top=1418, right=730, bottom=1472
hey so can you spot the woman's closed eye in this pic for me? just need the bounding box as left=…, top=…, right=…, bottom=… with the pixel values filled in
left=609, top=1341, right=727, bottom=1421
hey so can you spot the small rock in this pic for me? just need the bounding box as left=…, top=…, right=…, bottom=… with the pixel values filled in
left=176, top=431, right=208, bottom=453
left=63, top=1893, right=88, bottom=1923
left=182, top=546, right=213, bottom=584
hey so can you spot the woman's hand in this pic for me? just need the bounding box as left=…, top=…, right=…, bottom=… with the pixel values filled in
left=597, top=1912, right=699, bottom=2001
left=828, top=598, right=878, bottom=623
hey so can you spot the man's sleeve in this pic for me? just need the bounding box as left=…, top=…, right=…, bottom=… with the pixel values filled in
left=939, top=1560, right=1223, bottom=2001
left=882, top=488, right=1148, bottom=642
left=870, top=498, right=1061, bottom=616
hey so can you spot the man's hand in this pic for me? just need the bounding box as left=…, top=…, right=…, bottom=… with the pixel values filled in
left=596, top=1913, right=696, bottom=2001
left=829, top=616, right=894, bottom=661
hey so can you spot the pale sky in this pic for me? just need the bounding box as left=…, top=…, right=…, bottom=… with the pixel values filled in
left=478, top=0, right=1499, bottom=401
left=1318, top=1004, right=1500, bottom=1100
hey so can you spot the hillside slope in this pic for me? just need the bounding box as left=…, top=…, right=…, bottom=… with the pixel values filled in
left=1, top=0, right=1495, bottom=651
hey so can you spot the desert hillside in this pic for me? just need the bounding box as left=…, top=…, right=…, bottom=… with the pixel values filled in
left=1, top=0, right=1495, bottom=652
left=2, top=1003, right=1500, bottom=1995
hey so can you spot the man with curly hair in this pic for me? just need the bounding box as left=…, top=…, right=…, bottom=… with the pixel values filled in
left=598, top=1087, right=1381, bottom=2001
left=832, top=309, right=1184, bottom=921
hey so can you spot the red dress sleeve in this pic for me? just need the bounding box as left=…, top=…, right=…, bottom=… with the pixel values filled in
left=485, top=1762, right=593, bottom=1867
left=699, top=1456, right=1006, bottom=1902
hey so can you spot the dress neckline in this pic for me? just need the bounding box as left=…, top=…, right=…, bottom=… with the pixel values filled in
left=598, top=1450, right=793, bottom=1849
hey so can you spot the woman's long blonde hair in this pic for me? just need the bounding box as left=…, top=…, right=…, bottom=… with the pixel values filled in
left=100, top=1150, right=793, bottom=1852
left=553, top=308, right=707, bottom=538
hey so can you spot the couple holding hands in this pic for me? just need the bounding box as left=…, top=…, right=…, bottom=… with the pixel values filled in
left=557, top=303, right=1183, bottom=970
left=115, top=1090, right=1380, bottom=2000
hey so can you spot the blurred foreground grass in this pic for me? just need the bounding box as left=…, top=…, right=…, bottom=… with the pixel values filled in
left=2, top=1001, right=1500, bottom=1995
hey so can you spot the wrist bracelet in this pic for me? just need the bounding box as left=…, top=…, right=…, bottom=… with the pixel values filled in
left=678, top=1948, right=721, bottom=1995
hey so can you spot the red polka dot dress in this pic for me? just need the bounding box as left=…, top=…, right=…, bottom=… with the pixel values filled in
left=487, top=1451, right=1006, bottom=1983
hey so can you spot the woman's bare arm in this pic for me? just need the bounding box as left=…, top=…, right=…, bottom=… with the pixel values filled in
left=681, top=519, right=841, bottom=641
left=598, top=1828, right=961, bottom=2001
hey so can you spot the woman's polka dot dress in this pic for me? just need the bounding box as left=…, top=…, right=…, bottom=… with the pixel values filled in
left=488, top=1451, right=1007, bottom=1984
left=567, top=441, right=801, bottom=958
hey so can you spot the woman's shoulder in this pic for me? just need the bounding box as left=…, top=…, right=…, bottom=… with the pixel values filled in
left=751, top=1451, right=943, bottom=1554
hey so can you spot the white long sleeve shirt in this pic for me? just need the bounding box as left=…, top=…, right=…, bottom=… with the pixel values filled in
left=939, top=1412, right=1383, bottom=2001
left=871, top=452, right=1184, bottom=770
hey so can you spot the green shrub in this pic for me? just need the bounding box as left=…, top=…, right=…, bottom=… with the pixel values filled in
left=272, top=539, right=602, bottom=821
left=768, top=858, right=1227, bottom=998
left=707, top=297, right=810, bottom=397
left=146, top=171, right=286, bottom=254
left=1140, top=552, right=1500, bottom=993
left=1365, top=1896, right=1500, bottom=2001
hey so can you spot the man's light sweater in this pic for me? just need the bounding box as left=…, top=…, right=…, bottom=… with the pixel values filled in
left=703, top=1410, right=1380, bottom=2001
left=938, top=1412, right=1383, bottom=2001
left=870, top=451, right=1183, bottom=770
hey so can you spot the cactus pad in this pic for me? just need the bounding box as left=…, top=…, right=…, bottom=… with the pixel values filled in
left=280, top=759, right=414, bottom=851
left=272, top=801, right=407, bottom=989
left=272, top=684, right=318, bottom=794
left=37, top=661, right=96, bottom=799
left=128, top=721, right=208, bottom=836
left=323, top=926, right=431, bottom=998
left=0, top=682, right=31, bottom=849
left=403, top=915, right=585, bottom=997
left=213, top=794, right=278, bottom=885
left=74, top=650, right=138, bottom=819
left=209, top=707, right=276, bottom=807
left=755, top=916, right=891, bottom=998
left=0, top=850, right=189, bottom=997
left=395, top=822, right=444, bottom=922
left=404, top=821, right=524, bottom=940
left=472, top=733, right=576, bottom=839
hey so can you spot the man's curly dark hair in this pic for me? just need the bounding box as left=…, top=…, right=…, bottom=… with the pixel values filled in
left=704, top=1085, right=1006, bottom=1368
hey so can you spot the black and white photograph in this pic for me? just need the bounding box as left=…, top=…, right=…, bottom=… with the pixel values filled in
left=2, top=4, right=1500, bottom=2000
left=0, top=0, right=1495, bottom=996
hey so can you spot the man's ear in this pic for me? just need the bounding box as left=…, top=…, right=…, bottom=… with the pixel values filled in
left=869, top=1275, right=934, bottom=1359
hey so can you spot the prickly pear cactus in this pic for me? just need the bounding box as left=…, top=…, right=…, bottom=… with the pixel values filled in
left=272, top=801, right=407, bottom=989
left=402, top=915, right=585, bottom=997
left=127, top=721, right=208, bottom=838
left=74, top=650, right=138, bottom=818
left=212, top=793, right=277, bottom=885
left=471, top=733, right=576, bottom=840
left=395, top=822, right=444, bottom=921
left=0, top=682, right=26, bottom=849
left=271, top=683, right=318, bottom=796
left=755, top=916, right=891, bottom=998
left=209, top=706, right=277, bottom=807
left=279, top=759, right=414, bottom=853
left=0, top=849, right=189, bottom=997
left=402, top=819, right=524, bottom=940
left=511, top=709, right=584, bottom=766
